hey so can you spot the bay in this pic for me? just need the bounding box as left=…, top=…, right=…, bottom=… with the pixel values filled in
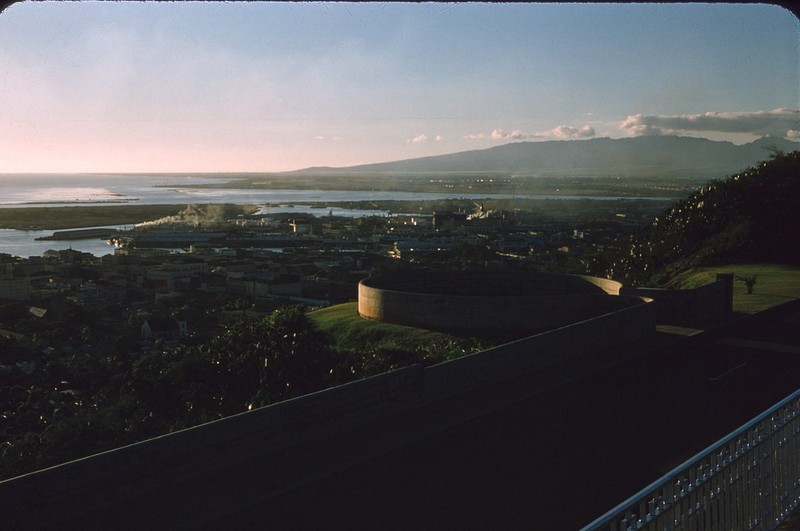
left=0, top=174, right=672, bottom=258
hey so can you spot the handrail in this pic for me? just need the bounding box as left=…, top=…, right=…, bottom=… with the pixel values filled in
left=582, top=387, right=800, bottom=530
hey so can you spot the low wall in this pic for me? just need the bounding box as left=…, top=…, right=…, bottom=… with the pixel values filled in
left=359, top=271, right=629, bottom=331
left=620, top=273, right=733, bottom=326
left=1, top=365, right=426, bottom=530
left=424, top=299, right=655, bottom=400
left=0, top=297, right=655, bottom=529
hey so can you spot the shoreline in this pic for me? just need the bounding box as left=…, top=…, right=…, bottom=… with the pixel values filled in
left=0, top=204, right=259, bottom=231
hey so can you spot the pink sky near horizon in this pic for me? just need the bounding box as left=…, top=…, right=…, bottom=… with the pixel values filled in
left=1, top=2, right=798, bottom=173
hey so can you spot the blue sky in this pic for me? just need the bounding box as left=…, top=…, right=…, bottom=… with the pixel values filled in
left=0, top=2, right=798, bottom=173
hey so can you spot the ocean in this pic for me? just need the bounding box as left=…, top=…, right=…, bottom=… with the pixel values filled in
left=0, top=173, right=537, bottom=208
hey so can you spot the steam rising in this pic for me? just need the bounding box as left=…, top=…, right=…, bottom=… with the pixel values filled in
left=135, top=204, right=229, bottom=228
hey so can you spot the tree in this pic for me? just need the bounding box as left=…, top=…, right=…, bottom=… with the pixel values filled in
left=736, top=274, right=757, bottom=295
left=122, top=305, right=346, bottom=433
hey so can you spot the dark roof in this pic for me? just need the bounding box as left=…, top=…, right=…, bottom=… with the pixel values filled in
left=144, top=318, right=179, bottom=332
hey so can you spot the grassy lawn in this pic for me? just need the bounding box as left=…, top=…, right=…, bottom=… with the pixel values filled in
left=665, top=264, right=800, bottom=314
left=308, top=302, right=487, bottom=366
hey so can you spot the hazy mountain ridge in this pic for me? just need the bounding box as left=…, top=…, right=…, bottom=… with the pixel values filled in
left=296, top=136, right=800, bottom=179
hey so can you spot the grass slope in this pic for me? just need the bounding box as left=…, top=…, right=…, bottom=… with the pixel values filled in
left=308, top=302, right=486, bottom=369
left=665, top=263, right=800, bottom=314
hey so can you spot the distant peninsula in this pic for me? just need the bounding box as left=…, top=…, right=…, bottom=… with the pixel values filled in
left=0, top=204, right=258, bottom=231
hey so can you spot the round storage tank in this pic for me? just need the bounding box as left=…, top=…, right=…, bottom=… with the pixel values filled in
left=358, top=270, right=630, bottom=332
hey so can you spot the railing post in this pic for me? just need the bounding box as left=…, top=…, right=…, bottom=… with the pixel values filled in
left=715, top=272, right=734, bottom=315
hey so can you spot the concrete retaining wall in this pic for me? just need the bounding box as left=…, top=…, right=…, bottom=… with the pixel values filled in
left=1, top=365, right=426, bottom=529
left=0, top=297, right=655, bottom=529
left=359, top=271, right=629, bottom=331
left=620, top=273, right=733, bottom=326
left=424, top=299, right=655, bottom=400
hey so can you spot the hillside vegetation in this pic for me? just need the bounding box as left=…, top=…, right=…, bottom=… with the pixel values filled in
left=308, top=303, right=487, bottom=373
left=609, top=150, right=800, bottom=285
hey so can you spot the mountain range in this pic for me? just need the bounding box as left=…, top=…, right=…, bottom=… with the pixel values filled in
left=297, top=136, right=800, bottom=179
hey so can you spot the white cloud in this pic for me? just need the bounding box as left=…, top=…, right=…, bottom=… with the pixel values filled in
left=491, top=128, right=528, bottom=140
left=537, top=124, right=596, bottom=139
left=620, top=109, right=800, bottom=138
left=470, top=125, right=597, bottom=141
left=410, top=133, right=428, bottom=143
left=622, top=123, right=664, bottom=137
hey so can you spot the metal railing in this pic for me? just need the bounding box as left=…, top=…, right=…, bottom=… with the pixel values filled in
left=583, top=389, right=800, bottom=531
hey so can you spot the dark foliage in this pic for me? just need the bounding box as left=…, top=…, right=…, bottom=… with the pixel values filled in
left=0, top=307, right=352, bottom=480
left=608, top=150, right=800, bottom=285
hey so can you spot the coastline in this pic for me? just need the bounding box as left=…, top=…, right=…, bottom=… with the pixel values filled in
left=0, top=204, right=259, bottom=230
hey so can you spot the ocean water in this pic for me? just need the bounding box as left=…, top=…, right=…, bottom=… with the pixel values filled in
left=0, top=173, right=655, bottom=207
left=0, top=174, right=233, bottom=207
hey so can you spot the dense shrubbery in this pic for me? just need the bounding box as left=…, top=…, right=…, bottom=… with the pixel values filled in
left=607, top=150, right=800, bottom=285
left=1, top=306, right=452, bottom=481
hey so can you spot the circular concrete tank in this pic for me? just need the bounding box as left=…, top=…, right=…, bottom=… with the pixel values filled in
left=358, top=270, right=629, bottom=332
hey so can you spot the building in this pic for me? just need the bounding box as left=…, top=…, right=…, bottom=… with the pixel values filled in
left=141, top=318, right=187, bottom=341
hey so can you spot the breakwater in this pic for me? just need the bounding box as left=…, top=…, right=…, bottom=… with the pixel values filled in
left=34, top=227, right=118, bottom=241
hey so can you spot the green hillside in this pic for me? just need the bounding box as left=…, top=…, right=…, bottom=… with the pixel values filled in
left=609, top=150, right=800, bottom=285
left=308, top=303, right=487, bottom=373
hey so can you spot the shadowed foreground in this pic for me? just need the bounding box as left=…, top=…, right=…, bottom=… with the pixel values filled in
left=207, top=300, right=800, bottom=530
left=2, top=299, right=799, bottom=530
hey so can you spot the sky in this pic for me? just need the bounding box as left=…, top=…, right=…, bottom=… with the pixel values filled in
left=0, top=2, right=798, bottom=173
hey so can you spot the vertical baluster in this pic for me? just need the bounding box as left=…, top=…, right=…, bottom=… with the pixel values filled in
left=745, top=430, right=755, bottom=529
left=647, top=496, right=656, bottom=522
left=719, top=447, right=729, bottom=531
left=637, top=499, right=646, bottom=529
left=732, top=446, right=742, bottom=530
left=700, top=465, right=711, bottom=531
left=687, top=468, right=696, bottom=531
left=764, top=420, right=776, bottom=528
left=664, top=479, right=675, bottom=530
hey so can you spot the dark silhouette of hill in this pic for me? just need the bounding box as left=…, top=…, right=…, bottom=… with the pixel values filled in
left=296, top=136, right=799, bottom=179
left=609, top=149, right=800, bottom=285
